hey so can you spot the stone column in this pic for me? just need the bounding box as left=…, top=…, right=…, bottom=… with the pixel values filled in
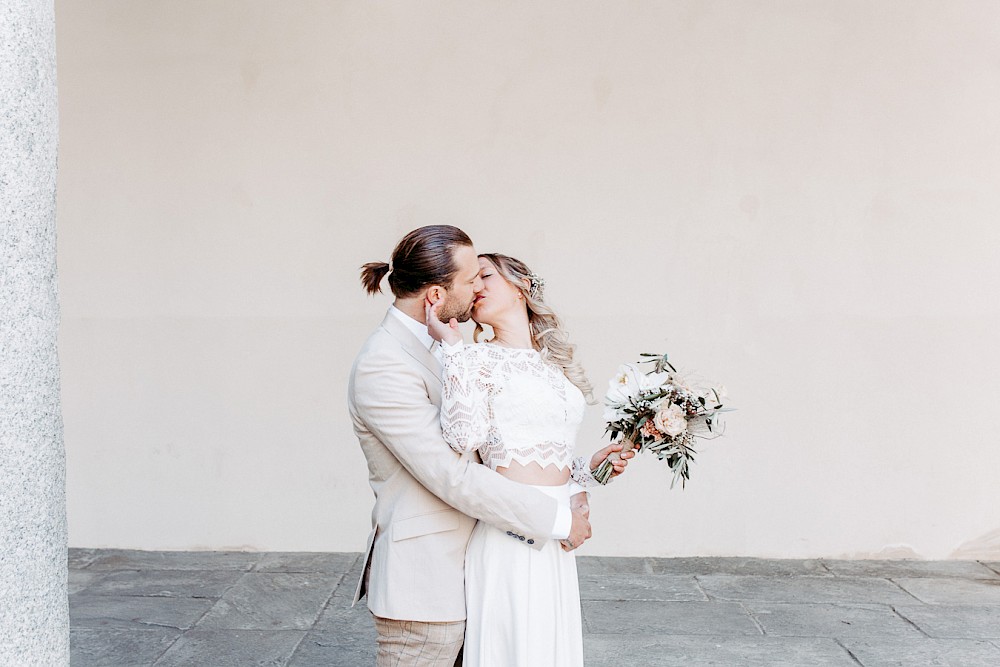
left=0, top=0, right=69, bottom=664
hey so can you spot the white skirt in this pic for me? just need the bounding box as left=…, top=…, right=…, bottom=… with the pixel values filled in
left=463, top=483, right=584, bottom=667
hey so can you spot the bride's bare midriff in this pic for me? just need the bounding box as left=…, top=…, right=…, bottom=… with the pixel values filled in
left=496, top=460, right=570, bottom=486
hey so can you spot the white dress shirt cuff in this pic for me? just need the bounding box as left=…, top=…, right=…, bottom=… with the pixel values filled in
left=551, top=500, right=572, bottom=540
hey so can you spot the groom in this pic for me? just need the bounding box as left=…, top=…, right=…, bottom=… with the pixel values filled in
left=348, top=225, right=593, bottom=666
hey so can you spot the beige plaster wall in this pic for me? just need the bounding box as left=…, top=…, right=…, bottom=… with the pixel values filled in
left=57, top=1, right=1000, bottom=557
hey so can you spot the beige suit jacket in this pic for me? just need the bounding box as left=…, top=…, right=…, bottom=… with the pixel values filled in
left=348, top=312, right=559, bottom=622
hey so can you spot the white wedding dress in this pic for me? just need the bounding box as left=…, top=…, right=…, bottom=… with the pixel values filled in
left=439, top=342, right=592, bottom=667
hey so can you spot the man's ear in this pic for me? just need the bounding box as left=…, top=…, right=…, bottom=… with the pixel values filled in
left=426, top=285, right=444, bottom=304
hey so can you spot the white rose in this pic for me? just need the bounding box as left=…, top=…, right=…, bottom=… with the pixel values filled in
left=654, top=403, right=687, bottom=437
left=605, top=364, right=643, bottom=404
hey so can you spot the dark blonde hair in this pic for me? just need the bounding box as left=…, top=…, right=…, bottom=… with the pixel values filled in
left=360, top=225, right=473, bottom=297
left=476, top=253, right=594, bottom=402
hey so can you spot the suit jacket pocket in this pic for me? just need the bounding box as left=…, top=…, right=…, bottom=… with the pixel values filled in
left=392, top=509, right=461, bottom=542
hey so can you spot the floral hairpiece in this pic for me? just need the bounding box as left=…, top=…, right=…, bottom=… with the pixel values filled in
left=528, top=273, right=545, bottom=300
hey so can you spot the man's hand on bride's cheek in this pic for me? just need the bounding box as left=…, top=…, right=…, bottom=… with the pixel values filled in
left=424, top=298, right=462, bottom=345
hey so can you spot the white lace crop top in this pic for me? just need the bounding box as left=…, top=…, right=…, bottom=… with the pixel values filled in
left=440, top=342, right=595, bottom=487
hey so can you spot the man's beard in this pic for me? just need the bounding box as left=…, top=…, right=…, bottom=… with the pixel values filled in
left=436, top=295, right=474, bottom=323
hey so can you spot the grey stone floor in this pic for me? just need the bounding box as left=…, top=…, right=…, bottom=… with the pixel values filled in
left=68, top=549, right=1000, bottom=666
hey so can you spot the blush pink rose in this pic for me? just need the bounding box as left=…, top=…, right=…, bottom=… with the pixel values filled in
left=654, top=403, right=687, bottom=437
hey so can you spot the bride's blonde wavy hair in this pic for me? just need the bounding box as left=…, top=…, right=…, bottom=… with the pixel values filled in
left=474, top=253, right=595, bottom=403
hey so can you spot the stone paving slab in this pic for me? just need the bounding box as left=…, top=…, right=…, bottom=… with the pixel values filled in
left=746, top=602, right=923, bottom=638
left=288, top=630, right=376, bottom=667
left=842, top=638, right=1000, bottom=666
left=152, top=630, right=306, bottom=667
left=333, top=558, right=364, bottom=599
left=583, top=634, right=858, bottom=666
left=82, top=549, right=260, bottom=571
left=583, top=600, right=760, bottom=636
left=70, top=594, right=214, bottom=630
left=80, top=569, right=245, bottom=598
left=893, top=577, right=1000, bottom=604
left=822, top=559, right=1000, bottom=579
left=69, top=548, right=102, bottom=569
left=578, top=574, right=705, bottom=601
left=894, top=604, right=1000, bottom=639
left=69, top=568, right=108, bottom=594
left=576, top=555, right=653, bottom=575
left=647, top=557, right=831, bottom=577
left=698, top=574, right=917, bottom=604
left=197, top=572, right=341, bottom=630
left=254, top=552, right=359, bottom=574
left=70, top=627, right=180, bottom=667
left=311, top=596, right=378, bottom=635
left=291, top=601, right=377, bottom=666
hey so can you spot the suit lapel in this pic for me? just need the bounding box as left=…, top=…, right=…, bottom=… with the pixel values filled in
left=380, top=313, right=443, bottom=382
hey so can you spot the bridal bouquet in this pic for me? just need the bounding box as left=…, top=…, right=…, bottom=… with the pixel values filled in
left=592, top=353, right=730, bottom=487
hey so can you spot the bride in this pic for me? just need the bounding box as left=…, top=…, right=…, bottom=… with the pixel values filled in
left=426, top=253, right=630, bottom=667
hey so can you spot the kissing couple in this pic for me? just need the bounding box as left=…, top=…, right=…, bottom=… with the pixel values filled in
left=348, top=225, right=632, bottom=666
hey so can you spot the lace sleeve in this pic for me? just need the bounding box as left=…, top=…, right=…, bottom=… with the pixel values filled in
left=571, top=456, right=599, bottom=488
left=440, top=343, right=499, bottom=454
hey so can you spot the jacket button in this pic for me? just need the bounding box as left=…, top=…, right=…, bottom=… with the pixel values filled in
left=506, top=531, right=513, bottom=536
left=519, top=536, right=525, bottom=541
left=527, top=539, right=535, bottom=545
